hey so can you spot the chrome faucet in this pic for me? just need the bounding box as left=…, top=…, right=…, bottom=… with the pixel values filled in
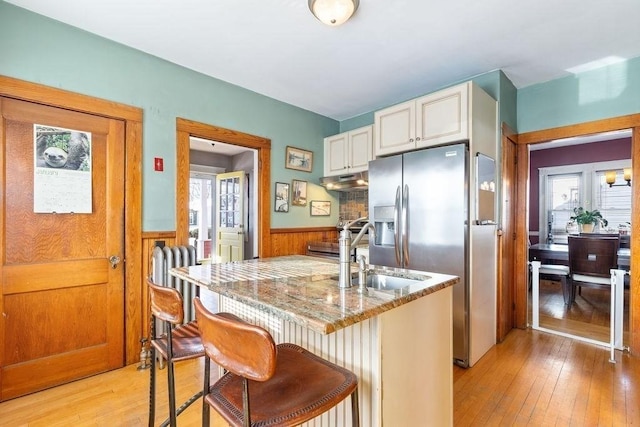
left=339, top=217, right=375, bottom=288
left=357, top=254, right=368, bottom=293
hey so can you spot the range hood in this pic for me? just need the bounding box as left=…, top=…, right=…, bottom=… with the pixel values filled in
left=319, top=171, right=369, bottom=192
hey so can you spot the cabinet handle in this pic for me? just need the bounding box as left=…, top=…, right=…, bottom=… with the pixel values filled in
left=416, top=137, right=421, bottom=141
left=409, top=138, right=414, bottom=143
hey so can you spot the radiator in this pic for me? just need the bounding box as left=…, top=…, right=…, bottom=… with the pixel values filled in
left=151, top=245, right=199, bottom=323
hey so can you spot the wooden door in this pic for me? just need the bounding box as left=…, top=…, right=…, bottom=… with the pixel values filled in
left=497, top=129, right=518, bottom=341
left=0, top=97, right=125, bottom=400
left=216, top=171, right=245, bottom=262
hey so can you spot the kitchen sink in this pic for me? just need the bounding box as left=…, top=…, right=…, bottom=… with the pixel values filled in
left=351, top=270, right=432, bottom=298
left=328, top=269, right=433, bottom=297
left=361, top=273, right=422, bottom=291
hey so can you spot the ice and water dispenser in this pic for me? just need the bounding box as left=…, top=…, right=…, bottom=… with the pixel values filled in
left=373, top=205, right=396, bottom=247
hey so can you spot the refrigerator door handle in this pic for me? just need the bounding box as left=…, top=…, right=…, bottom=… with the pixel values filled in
left=402, top=184, right=409, bottom=266
left=394, top=185, right=401, bottom=265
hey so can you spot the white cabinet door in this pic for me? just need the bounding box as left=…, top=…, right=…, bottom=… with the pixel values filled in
left=416, top=82, right=469, bottom=148
left=324, top=132, right=349, bottom=176
left=348, top=125, right=373, bottom=173
left=374, top=100, right=416, bottom=157
left=324, top=125, right=373, bottom=176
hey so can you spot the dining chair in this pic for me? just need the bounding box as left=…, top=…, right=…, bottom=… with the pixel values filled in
left=567, top=235, right=620, bottom=303
left=193, top=297, right=360, bottom=427
left=148, top=278, right=205, bottom=427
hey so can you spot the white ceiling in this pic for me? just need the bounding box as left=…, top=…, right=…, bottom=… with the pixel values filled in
left=7, top=0, right=640, bottom=122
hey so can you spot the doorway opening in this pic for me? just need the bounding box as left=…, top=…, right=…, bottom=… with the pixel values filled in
left=527, top=129, right=632, bottom=348
left=176, top=118, right=272, bottom=260
left=189, top=137, right=258, bottom=262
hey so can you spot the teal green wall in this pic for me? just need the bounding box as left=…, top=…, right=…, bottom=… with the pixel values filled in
left=345, top=58, right=640, bottom=136
left=340, top=113, right=375, bottom=133
left=4, top=1, right=638, bottom=232
left=518, top=56, right=640, bottom=133
left=0, top=1, right=340, bottom=230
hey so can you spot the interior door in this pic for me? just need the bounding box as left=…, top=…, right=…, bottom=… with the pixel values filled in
left=498, top=132, right=517, bottom=341
left=216, top=171, right=245, bottom=262
left=0, top=97, right=125, bottom=400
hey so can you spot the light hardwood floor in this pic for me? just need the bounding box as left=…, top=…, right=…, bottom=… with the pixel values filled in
left=533, top=279, right=630, bottom=345
left=454, top=329, right=640, bottom=426
left=1, top=328, right=638, bottom=426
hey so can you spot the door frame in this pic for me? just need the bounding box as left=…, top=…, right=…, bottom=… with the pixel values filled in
left=497, top=124, right=518, bottom=341
left=176, top=118, right=271, bottom=257
left=0, top=75, right=143, bottom=364
left=515, top=113, right=640, bottom=356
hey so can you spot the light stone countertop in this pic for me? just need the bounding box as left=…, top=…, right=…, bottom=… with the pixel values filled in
left=170, top=255, right=459, bottom=335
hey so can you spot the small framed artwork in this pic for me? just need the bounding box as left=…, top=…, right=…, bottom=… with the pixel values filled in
left=310, top=200, right=331, bottom=216
left=285, top=146, right=313, bottom=173
left=274, top=182, right=290, bottom=213
left=291, top=179, right=307, bottom=206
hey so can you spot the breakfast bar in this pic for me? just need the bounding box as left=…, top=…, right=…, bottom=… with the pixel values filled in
left=170, top=255, right=458, bottom=426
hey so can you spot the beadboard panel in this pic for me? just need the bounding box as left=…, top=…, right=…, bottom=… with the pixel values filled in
left=220, top=295, right=378, bottom=427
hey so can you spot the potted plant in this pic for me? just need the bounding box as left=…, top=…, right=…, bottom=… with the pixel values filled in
left=570, top=207, right=608, bottom=233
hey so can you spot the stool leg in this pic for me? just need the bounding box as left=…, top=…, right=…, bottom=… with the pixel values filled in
left=350, top=387, right=360, bottom=427
left=202, top=356, right=210, bottom=427
left=167, top=358, right=177, bottom=427
left=149, top=345, right=156, bottom=427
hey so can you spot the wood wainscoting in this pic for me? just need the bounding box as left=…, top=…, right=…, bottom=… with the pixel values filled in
left=270, top=227, right=338, bottom=257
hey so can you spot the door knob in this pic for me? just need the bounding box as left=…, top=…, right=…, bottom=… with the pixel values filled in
left=109, top=255, right=121, bottom=269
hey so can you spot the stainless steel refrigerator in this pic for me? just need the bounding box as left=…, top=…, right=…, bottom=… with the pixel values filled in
left=368, top=142, right=471, bottom=366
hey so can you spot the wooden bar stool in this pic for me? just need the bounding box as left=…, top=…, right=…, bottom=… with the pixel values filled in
left=193, top=297, right=360, bottom=427
left=148, top=279, right=205, bottom=427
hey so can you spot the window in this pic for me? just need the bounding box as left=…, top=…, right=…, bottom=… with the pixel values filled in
left=539, top=160, right=631, bottom=244
left=190, top=174, right=215, bottom=260
left=545, top=173, right=581, bottom=244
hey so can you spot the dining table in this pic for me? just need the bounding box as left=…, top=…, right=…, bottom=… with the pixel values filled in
left=529, top=243, right=630, bottom=269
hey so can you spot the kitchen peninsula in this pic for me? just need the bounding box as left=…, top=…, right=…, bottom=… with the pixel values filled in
left=170, top=255, right=458, bottom=426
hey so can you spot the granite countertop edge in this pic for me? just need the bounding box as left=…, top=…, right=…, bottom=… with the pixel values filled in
left=170, top=255, right=459, bottom=335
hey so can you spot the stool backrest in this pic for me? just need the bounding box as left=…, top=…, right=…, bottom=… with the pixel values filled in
left=148, top=278, right=184, bottom=325
left=194, top=297, right=277, bottom=382
left=568, top=235, right=619, bottom=279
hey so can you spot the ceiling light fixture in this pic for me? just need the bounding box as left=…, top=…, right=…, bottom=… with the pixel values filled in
left=308, top=0, right=359, bottom=26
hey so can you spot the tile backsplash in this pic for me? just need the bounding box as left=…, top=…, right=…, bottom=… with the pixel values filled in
left=339, top=190, right=368, bottom=221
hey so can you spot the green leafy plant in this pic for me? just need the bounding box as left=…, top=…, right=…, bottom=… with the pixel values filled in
left=570, top=207, right=608, bottom=226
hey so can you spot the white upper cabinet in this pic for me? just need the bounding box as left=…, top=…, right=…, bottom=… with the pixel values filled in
left=324, top=125, right=373, bottom=176
left=324, top=132, right=348, bottom=176
left=415, top=83, right=469, bottom=148
left=373, top=101, right=416, bottom=157
left=374, top=82, right=475, bottom=157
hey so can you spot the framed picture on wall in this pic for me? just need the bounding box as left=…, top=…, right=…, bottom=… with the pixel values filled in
left=291, top=179, right=307, bottom=206
left=310, top=200, right=331, bottom=216
left=275, top=182, right=290, bottom=212
left=285, top=146, right=313, bottom=172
